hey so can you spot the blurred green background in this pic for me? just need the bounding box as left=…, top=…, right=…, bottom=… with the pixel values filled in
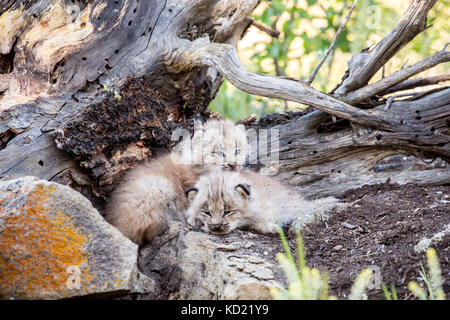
left=209, top=0, right=450, bottom=121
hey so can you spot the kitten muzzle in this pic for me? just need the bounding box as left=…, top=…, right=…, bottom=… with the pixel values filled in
left=207, top=223, right=230, bottom=234
left=223, top=163, right=241, bottom=171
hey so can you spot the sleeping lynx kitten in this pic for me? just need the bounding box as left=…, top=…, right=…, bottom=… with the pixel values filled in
left=105, top=119, right=246, bottom=244
left=185, top=170, right=338, bottom=235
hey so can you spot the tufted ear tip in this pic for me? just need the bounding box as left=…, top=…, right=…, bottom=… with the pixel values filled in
left=235, top=184, right=251, bottom=199
left=185, top=187, right=198, bottom=200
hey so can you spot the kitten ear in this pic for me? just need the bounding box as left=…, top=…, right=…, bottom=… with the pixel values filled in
left=235, top=184, right=251, bottom=199
left=185, top=187, right=198, bottom=201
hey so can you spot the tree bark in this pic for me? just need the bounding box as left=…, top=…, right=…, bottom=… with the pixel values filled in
left=0, top=0, right=448, bottom=207
left=0, top=0, right=258, bottom=203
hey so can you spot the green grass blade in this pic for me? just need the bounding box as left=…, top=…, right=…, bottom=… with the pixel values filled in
left=277, top=221, right=295, bottom=267
left=381, top=283, right=392, bottom=300
left=391, top=283, right=398, bottom=300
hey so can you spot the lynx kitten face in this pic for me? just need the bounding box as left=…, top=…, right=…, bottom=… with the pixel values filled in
left=200, top=119, right=247, bottom=169
left=185, top=172, right=251, bottom=234
left=173, top=119, right=247, bottom=169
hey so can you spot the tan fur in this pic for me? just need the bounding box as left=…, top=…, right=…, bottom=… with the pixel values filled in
left=105, top=119, right=247, bottom=244
left=185, top=170, right=339, bottom=235
left=194, top=119, right=246, bottom=168
left=105, top=155, right=197, bottom=244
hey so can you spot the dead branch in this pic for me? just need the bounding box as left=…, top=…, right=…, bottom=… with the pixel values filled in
left=333, top=0, right=438, bottom=96
left=247, top=18, right=280, bottom=38
left=305, top=0, right=359, bottom=85
left=171, top=38, right=398, bottom=131
left=380, top=74, right=450, bottom=95
left=343, top=47, right=450, bottom=104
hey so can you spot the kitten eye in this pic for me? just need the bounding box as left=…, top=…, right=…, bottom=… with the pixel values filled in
left=202, top=211, right=212, bottom=217
left=213, top=151, right=225, bottom=158
left=222, top=210, right=234, bottom=217
left=235, top=149, right=240, bottom=155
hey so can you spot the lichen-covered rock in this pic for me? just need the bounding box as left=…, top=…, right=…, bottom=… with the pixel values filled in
left=0, top=176, right=154, bottom=299
left=135, top=222, right=286, bottom=300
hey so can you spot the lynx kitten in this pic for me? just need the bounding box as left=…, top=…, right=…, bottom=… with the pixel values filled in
left=185, top=170, right=338, bottom=235
left=105, top=119, right=247, bottom=244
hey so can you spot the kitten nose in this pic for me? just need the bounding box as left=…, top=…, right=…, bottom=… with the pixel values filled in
left=228, top=163, right=237, bottom=170
left=210, top=223, right=223, bottom=230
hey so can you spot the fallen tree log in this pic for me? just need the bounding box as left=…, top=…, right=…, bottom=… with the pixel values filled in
left=246, top=87, right=450, bottom=198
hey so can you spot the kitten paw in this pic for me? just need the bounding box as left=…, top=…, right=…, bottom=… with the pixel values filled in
left=252, top=222, right=279, bottom=234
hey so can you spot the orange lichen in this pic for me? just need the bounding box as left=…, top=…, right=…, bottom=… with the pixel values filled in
left=0, top=183, right=95, bottom=299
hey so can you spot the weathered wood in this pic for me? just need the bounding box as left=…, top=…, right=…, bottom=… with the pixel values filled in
left=171, top=39, right=400, bottom=131
left=171, top=39, right=450, bottom=135
left=333, top=0, right=438, bottom=96
left=343, top=48, right=450, bottom=105
left=380, top=74, right=450, bottom=95
left=249, top=89, right=450, bottom=198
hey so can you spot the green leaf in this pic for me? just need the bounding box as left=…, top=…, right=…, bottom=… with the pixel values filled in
left=271, top=0, right=286, bottom=13
left=260, top=7, right=274, bottom=26
left=296, top=8, right=309, bottom=19
left=268, top=43, right=281, bottom=58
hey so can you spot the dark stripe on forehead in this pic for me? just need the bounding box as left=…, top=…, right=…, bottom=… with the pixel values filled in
left=208, top=196, right=224, bottom=211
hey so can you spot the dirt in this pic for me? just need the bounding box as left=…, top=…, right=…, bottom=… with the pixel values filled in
left=297, top=182, right=449, bottom=300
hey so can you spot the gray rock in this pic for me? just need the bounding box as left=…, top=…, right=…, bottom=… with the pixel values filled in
left=135, top=222, right=287, bottom=300
left=0, top=176, right=154, bottom=299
